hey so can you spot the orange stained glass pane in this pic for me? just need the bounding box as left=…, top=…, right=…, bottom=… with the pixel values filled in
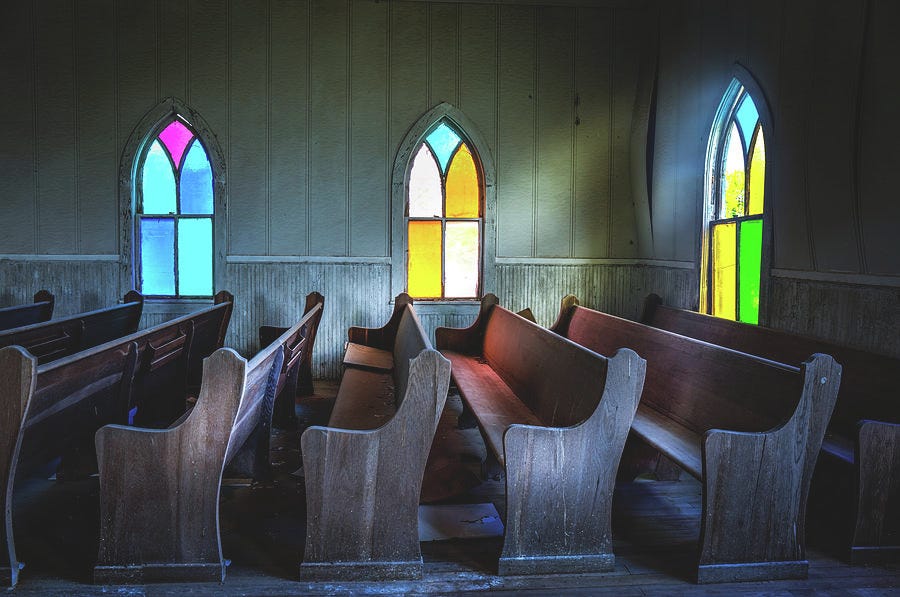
left=445, top=144, right=479, bottom=218
left=712, top=222, right=736, bottom=320
left=748, top=128, right=766, bottom=215
left=445, top=221, right=479, bottom=298
left=408, top=221, right=442, bottom=298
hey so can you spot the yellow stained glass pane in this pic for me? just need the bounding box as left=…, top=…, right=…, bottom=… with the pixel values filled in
left=408, top=221, right=442, bottom=298
left=445, top=143, right=479, bottom=218
left=748, top=128, right=766, bottom=215
left=445, top=221, right=479, bottom=298
left=712, top=222, right=736, bottom=320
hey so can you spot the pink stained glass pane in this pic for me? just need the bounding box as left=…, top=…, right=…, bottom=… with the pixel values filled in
left=158, top=120, right=194, bottom=171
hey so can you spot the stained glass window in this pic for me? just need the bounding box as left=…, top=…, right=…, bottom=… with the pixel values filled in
left=407, top=120, right=481, bottom=299
left=708, top=84, right=766, bottom=324
left=136, top=118, right=214, bottom=297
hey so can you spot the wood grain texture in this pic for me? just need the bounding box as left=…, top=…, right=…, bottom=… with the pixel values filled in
left=301, top=304, right=451, bottom=580
left=698, top=354, right=841, bottom=583
left=644, top=294, right=899, bottom=562
left=0, top=292, right=142, bottom=364
left=852, top=420, right=899, bottom=563
left=0, top=290, right=54, bottom=332
left=436, top=298, right=646, bottom=575
left=553, top=295, right=843, bottom=582
left=346, top=293, right=413, bottom=349
left=95, top=349, right=253, bottom=584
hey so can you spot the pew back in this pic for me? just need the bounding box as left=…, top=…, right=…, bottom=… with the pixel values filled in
left=0, top=291, right=54, bottom=332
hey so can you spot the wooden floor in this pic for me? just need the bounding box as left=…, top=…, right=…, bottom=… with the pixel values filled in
left=8, top=380, right=899, bottom=595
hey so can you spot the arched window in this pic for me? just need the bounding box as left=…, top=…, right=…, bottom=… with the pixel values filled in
left=703, top=76, right=769, bottom=324
left=120, top=99, right=224, bottom=302
left=135, top=118, right=214, bottom=297
left=406, top=120, right=482, bottom=298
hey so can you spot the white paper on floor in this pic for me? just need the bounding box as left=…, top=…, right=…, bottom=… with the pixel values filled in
left=418, top=503, right=504, bottom=541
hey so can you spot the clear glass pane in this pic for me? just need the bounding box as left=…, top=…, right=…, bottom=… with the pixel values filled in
left=408, top=145, right=443, bottom=218
left=738, top=218, right=762, bottom=325
left=425, top=122, right=462, bottom=175
left=748, top=128, right=766, bottom=216
left=141, top=140, right=177, bottom=214
left=735, top=92, right=760, bottom=149
left=177, top=218, right=213, bottom=296
left=711, top=222, right=736, bottom=320
left=180, top=139, right=214, bottom=214
left=408, top=221, right=442, bottom=298
left=445, top=221, right=479, bottom=298
left=445, top=144, right=479, bottom=218
left=158, top=119, right=194, bottom=170
left=140, top=218, right=175, bottom=295
left=720, top=123, right=745, bottom=218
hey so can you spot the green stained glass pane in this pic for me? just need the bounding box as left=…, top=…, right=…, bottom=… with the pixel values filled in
left=425, top=122, right=461, bottom=175
left=738, top=218, right=762, bottom=325
left=177, top=218, right=213, bottom=296
left=141, top=140, right=177, bottom=214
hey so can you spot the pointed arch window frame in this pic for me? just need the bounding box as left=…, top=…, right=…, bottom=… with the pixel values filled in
left=119, top=97, right=226, bottom=308
left=700, top=65, right=774, bottom=324
left=391, top=103, right=496, bottom=303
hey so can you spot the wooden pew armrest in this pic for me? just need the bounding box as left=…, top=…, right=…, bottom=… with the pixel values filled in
left=434, top=294, right=498, bottom=353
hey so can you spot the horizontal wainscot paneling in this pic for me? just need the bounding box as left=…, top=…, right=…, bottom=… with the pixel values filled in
left=0, top=259, right=121, bottom=316
left=495, top=263, right=698, bottom=327
left=769, top=276, right=900, bottom=360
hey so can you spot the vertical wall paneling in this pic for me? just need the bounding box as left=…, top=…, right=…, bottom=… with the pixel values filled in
left=270, top=0, right=309, bottom=256
left=745, top=0, right=782, bottom=110
left=228, top=0, right=268, bottom=255
left=648, top=2, right=680, bottom=260
left=458, top=5, right=498, bottom=168
left=428, top=3, right=458, bottom=106
left=308, top=0, right=349, bottom=256
left=188, top=0, right=228, bottom=140
left=609, top=8, right=641, bottom=258
left=389, top=2, right=427, bottom=162
left=117, top=0, right=156, bottom=166
left=858, top=0, right=900, bottom=274
left=573, top=8, right=611, bottom=258
left=159, top=0, right=188, bottom=100
left=535, top=7, right=575, bottom=258
left=805, top=0, right=865, bottom=273
left=350, top=0, right=389, bottom=257
left=0, top=2, right=36, bottom=253
left=496, top=6, right=536, bottom=258
left=770, top=0, right=815, bottom=270
left=76, top=0, right=117, bottom=255
left=35, top=0, right=77, bottom=254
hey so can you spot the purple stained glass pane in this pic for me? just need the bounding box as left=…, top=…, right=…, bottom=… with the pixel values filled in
left=158, top=120, right=194, bottom=171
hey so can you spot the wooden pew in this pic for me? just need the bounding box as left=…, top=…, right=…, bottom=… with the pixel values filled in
left=434, top=294, right=646, bottom=576
left=258, top=291, right=326, bottom=427
left=0, top=291, right=54, bottom=331
left=641, top=293, right=899, bottom=564
left=300, top=297, right=450, bottom=581
left=0, top=295, right=233, bottom=587
left=549, top=295, right=842, bottom=583
left=92, top=293, right=322, bottom=583
left=0, top=291, right=144, bottom=364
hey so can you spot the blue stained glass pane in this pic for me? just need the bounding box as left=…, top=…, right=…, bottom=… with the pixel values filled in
left=141, top=140, right=177, bottom=214
left=180, top=139, right=214, bottom=214
left=177, top=218, right=213, bottom=296
left=735, top=92, right=760, bottom=152
left=425, top=122, right=462, bottom=175
left=140, top=218, right=175, bottom=295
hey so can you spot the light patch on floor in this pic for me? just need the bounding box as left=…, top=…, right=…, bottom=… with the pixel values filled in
left=418, top=503, right=504, bottom=542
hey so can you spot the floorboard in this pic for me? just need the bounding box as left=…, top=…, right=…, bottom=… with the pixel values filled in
left=6, top=381, right=898, bottom=595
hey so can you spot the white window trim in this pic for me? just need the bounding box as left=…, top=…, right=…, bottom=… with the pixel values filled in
left=699, top=65, right=774, bottom=323
left=119, top=97, right=226, bottom=309
left=391, top=103, right=496, bottom=302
